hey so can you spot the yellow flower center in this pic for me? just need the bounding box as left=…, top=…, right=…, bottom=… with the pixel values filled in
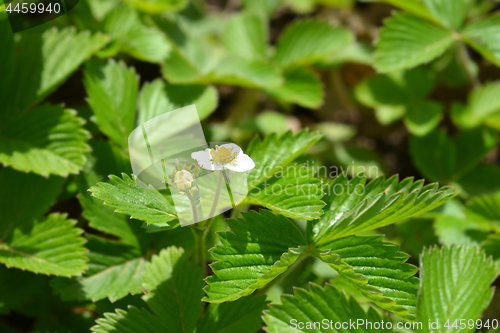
left=210, top=146, right=238, bottom=166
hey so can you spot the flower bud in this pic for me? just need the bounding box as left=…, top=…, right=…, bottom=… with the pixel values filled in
left=174, top=170, right=194, bottom=191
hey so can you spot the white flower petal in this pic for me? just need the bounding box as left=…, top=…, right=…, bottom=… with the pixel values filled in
left=191, top=149, right=216, bottom=170
left=219, top=143, right=243, bottom=157
left=226, top=154, right=255, bottom=172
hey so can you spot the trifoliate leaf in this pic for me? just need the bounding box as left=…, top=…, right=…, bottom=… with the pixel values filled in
left=264, top=284, right=392, bottom=333
left=265, top=67, right=323, bottom=108
left=375, top=13, right=454, bottom=73
left=273, top=20, right=353, bottom=67
left=311, top=174, right=456, bottom=245
left=462, top=15, right=500, bottom=67
left=417, top=246, right=498, bottom=331
left=84, top=60, right=139, bottom=149
left=0, top=104, right=90, bottom=177
left=204, top=210, right=307, bottom=302
left=89, top=173, right=178, bottom=226
left=317, top=235, right=419, bottom=320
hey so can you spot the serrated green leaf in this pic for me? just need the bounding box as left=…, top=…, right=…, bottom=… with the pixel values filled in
left=417, top=245, right=498, bottom=332
left=264, top=283, right=392, bottom=333
left=77, top=172, right=140, bottom=246
left=84, top=60, right=139, bottom=149
left=121, top=0, right=187, bottom=13
left=423, top=0, right=466, bottom=30
left=142, top=247, right=204, bottom=333
left=196, top=295, right=268, bottom=333
left=246, top=166, right=324, bottom=220
left=223, top=12, right=268, bottom=61
left=0, top=25, right=108, bottom=119
left=204, top=210, right=307, bottom=303
left=0, top=169, right=82, bottom=275
left=312, top=174, right=456, bottom=245
left=89, top=174, right=178, bottom=226
left=103, top=6, right=170, bottom=63
left=316, top=235, right=419, bottom=320
left=462, top=15, right=500, bottom=67
left=273, top=20, right=353, bottom=67
left=92, top=307, right=167, bottom=333
left=0, top=104, right=90, bottom=177
left=244, top=130, right=324, bottom=219
left=375, top=13, right=454, bottom=73
left=265, top=67, right=323, bottom=108
left=0, top=213, right=86, bottom=276
left=247, top=130, right=322, bottom=189
left=91, top=246, right=203, bottom=333
left=451, top=82, right=500, bottom=128
left=51, top=235, right=146, bottom=302
left=137, top=79, right=218, bottom=124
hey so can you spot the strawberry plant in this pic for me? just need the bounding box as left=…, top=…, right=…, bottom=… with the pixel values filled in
left=1, top=0, right=499, bottom=332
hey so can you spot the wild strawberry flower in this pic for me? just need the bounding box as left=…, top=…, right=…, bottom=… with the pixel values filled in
left=191, top=143, right=255, bottom=172
left=173, top=169, right=194, bottom=191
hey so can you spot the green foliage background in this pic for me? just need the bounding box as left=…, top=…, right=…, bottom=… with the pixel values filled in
left=0, top=0, right=500, bottom=332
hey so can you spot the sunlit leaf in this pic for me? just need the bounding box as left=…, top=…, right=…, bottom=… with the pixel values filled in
left=375, top=13, right=454, bottom=72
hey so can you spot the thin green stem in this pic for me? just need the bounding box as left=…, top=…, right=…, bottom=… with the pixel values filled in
left=208, top=170, right=224, bottom=218
left=185, top=190, right=198, bottom=223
